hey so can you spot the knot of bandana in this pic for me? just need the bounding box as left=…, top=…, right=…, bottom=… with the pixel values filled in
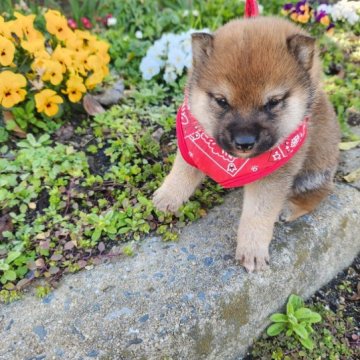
left=245, top=0, right=259, bottom=18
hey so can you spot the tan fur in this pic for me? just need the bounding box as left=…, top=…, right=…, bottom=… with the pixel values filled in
left=153, top=17, right=340, bottom=272
left=153, top=150, right=205, bottom=213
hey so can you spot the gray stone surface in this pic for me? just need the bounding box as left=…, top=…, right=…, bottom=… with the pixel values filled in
left=0, top=181, right=359, bottom=360
left=338, top=123, right=360, bottom=190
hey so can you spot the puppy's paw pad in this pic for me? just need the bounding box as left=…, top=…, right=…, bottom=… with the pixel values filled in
left=152, top=187, right=182, bottom=213
left=235, top=246, right=269, bottom=273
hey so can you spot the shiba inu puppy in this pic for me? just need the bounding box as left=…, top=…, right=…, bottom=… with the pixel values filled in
left=153, top=17, right=340, bottom=272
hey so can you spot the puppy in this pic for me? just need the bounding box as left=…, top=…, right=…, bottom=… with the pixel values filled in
left=153, top=17, right=340, bottom=272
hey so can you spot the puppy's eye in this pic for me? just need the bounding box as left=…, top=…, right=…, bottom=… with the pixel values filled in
left=265, top=97, right=282, bottom=111
left=215, top=97, right=229, bottom=109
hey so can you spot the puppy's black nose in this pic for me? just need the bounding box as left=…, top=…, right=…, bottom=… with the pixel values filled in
left=233, top=134, right=256, bottom=151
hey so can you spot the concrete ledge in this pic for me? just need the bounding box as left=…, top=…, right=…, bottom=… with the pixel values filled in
left=1, top=184, right=359, bottom=360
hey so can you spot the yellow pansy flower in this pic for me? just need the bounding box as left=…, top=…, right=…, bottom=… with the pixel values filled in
left=94, top=40, right=110, bottom=64
left=44, top=10, right=73, bottom=41
left=0, top=71, right=27, bottom=108
left=13, top=12, right=43, bottom=41
left=6, top=20, right=22, bottom=39
left=42, top=60, right=64, bottom=85
left=82, top=53, right=109, bottom=80
left=86, top=54, right=102, bottom=72
left=66, top=36, right=84, bottom=53
left=85, top=71, right=104, bottom=90
left=0, top=16, right=13, bottom=40
left=102, top=65, right=109, bottom=78
left=290, top=13, right=298, bottom=22
left=320, top=15, right=331, bottom=27
left=74, top=29, right=97, bottom=51
left=31, top=56, right=50, bottom=76
left=0, top=35, right=15, bottom=66
left=21, top=38, right=48, bottom=58
left=35, top=89, right=63, bottom=117
left=71, top=50, right=90, bottom=76
left=297, top=13, right=310, bottom=23
left=63, top=75, right=86, bottom=103
left=51, top=46, right=74, bottom=73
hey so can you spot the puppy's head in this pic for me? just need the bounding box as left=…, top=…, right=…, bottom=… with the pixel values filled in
left=188, top=17, right=319, bottom=158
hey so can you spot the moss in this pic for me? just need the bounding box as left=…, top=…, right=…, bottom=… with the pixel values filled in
left=193, top=324, right=215, bottom=357
left=294, top=249, right=310, bottom=269
left=220, top=290, right=250, bottom=329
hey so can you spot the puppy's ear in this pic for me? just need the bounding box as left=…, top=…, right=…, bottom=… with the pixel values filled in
left=287, top=34, right=316, bottom=71
left=191, top=32, right=214, bottom=68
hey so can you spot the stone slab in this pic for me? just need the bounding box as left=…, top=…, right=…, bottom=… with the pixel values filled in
left=0, top=183, right=359, bottom=360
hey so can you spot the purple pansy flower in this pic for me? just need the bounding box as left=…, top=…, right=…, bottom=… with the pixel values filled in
left=315, top=10, right=327, bottom=22
left=283, top=3, right=294, bottom=11
left=326, top=23, right=335, bottom=32
left=296, top=1, right=307, bottom=14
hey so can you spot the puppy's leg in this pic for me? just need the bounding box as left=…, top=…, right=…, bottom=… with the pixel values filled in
left=281, top=170, right=335, bottom=222
left=283, top=186, right=331, bottom=222
left=153, top=150, right=205, bottom=213
left=236, top=173, right=291, bottom=272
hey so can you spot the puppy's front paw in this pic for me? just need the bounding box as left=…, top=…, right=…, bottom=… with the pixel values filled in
left=152, top=185, right=184, bottom=213
left=235, top=242, right=270, bottom=273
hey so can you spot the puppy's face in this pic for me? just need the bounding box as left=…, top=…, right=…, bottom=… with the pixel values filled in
left=188, top=17, right=317, bottom=158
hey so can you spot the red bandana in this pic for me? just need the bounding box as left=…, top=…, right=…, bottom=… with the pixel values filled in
left=176, top=98, right=309, bottom=188
left=245, top=0, right=259, bottom=17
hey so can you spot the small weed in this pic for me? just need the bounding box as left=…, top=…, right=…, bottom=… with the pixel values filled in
left=267, top=294, right=322, bottom=351
left=35, top=285, right=51, bottom=299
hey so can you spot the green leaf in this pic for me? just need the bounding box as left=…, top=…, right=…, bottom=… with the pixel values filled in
left=118, top=227, right=130, bottom=234
left=5, top=119, right=17, bottom=130
left=4, top=269, right=17, bottom=282
left=287, top=313, right=298, bottom=326
left=293, top=324, right=308, bottom=340
left=287, top=294, right=303, bottom=313
left=38, top=134, right=50, bottom=144
left=307, top=312, right=322, bottom=324
left=6, top=251, right=21, bottom=264
left=305, top=324, right=314, bottom=334
left=270, top=313, right=288, bottom=323
left=344, top=168, right=360, bottom=183
left=12, top=107, right=25, bottom=117
left=295, top=308, right=322, bottom=323
left=286, top=329, right=293, bottom=337
left=286, top=301, right=294, bottom=315
left=339, top=140, right=360, bottom=150
left=87, top=214, right=99, bottom=223
left=25, top=100, right=35, bottom=113
left=294, top=307, right=313, bottom=320
left=299, top=336, right=314, bottom=350
left=267, top=323, right=287, bottom=337
left=69, top=0, right=81, bottom=21
left=26, top=134, right=37, bottom=147
left=91, top=228, right=102, bottom=242
left=0, top=262, right=10, bottom=271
